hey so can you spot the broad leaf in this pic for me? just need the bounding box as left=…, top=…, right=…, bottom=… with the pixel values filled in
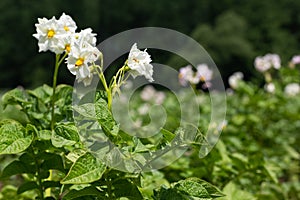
left=113, top=179, right=143, bottom=200
left=17, top=181, right=38, bottom=194
left=95, top=98, right=119, bottom=137
left=0, top=120, right=33, bottom=154
left=174, top=178, right=224, bottom=198
left=51, top=123, right=80, bottom=148
left=1, top=160, right=35, bottom=178
left=1, top=88, right=28, bottom=108
left=61, top=153, right=106, bottom=184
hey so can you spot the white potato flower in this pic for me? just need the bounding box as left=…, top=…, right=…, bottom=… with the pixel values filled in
left=291, top=55, right=300, bottom=65
left=73, top=28, right=97, bottom=47
left=58, top=13, right=77, bottom=33
left=33, top=16, right=65, bottom=54
left=66, top=41, right=101, bottom=86
left=254, top=53, right=281, bottom=72
left=264, top=82, right=275, bottom=93
left=33, top=13, right=77, bottom=54
left=284, top=83, right=300, bottom=96
left=196, top=64, right=213, bottom=82
left=178, top=65, right=198, bottom=86
left=127, top=43, right=154, bottom=82
left=228, top=72, right=244, bottom=89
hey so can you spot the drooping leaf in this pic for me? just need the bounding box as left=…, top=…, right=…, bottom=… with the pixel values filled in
left=61, top=153, right=106, bottom=184
left=0, top=120, right=33, bottom=154
left=1, top=160, right=35, bottom=178
left=17, top=181, right=39, bottom=194
left=1, top=88, right=28, bottom=108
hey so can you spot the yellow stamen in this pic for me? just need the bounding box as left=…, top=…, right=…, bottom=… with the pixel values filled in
left=47, top=29, right=55, bottom=38
left=65, top=44, right=71, bottom=53
left=200, top=76, right=206, bottom=81
left=64, top=26, right=69, bottom=31
left=75, top=58, right=84, bottom=67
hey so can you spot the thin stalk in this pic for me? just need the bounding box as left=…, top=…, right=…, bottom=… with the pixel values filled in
left=96, top=67, right=113, bottom=111
left=50, top=54, right=61, bottom=130
left=47, top=53, right=67, bottom=197
left=30, top=147, right=44, bottom=199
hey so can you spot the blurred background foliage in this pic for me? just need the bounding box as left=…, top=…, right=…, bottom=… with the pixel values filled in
left=1, top=0, right=300, bottom=89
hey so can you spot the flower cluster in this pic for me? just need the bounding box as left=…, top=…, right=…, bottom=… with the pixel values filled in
left=33, top=14, right=154, bottom=88
left=178, top=64, right=213, bottom=88
left=33, top=13, right=100, bottom=86
left=254, top=54, right=281, bottom=73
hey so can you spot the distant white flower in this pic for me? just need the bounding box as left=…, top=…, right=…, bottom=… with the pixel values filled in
left=264, top=82, right=275, bottom=93
left=265, top=54, right=281, bottom=69
left=284, top=83, right=300, bottom=96
left=138, top=103, right=150, bottom=115
left=291, top=55, right=300, bottom=65
left=196, top=64, right=213, bottom=82
left=33, top=16, right=65, bottom=54
left=140, top=85, right=165, bottom=105
left=254, top=54, right=281, bottom=72
left=254, top=56, right=271, bottom=72
left=228, top=72, right=243, bottom=89
left=178, top=65, right=196, bottom=86
left=127, top=43, right=154, bottom=82
left=66, top=41, right=101, bottom=86
left=58, top=13, right=77, bottom=33
left=140, top=85, right=156, bottom=101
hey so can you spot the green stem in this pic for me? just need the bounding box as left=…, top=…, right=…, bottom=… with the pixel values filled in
left=47, top=53, right=67, bottom=197
left=50, top=53, right=67, bottom=130
left=50, top=54, right=61, bottom=130
left=30, top=147, right=44, bottom=199
left=96, top=67, right=113, bottom=111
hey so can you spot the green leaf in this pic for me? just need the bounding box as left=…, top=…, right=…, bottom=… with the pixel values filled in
left=38, top=130, right=52, bottom=140
left=17, top=181, right=38, bottom=194
left=63, top=186, right=105, bottom=200
left=27, top=84, right=52, bottom=101
left=153, top=186, right=187, bottom=200
left=40, top=153, right=65, bottom=172
left=161, top=128, right=175, bottom=142
left=0, top=120, right=33, bottom=154
left=1, top=88, right=28, bottom=108
left=174, top=178, right=224, bottom=198
left=218, top=181, right=256, bottom=200
left=61, top=153, right=106, bottom=184
left=51, top=123, right=80, bottom=148
left=73, top=103, right=97, bottom=120
left=1, top=160, right=35, bottom=178
left=95, top=98, right=119, bottom=136
left=113, top=179, right=143, bottom=200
